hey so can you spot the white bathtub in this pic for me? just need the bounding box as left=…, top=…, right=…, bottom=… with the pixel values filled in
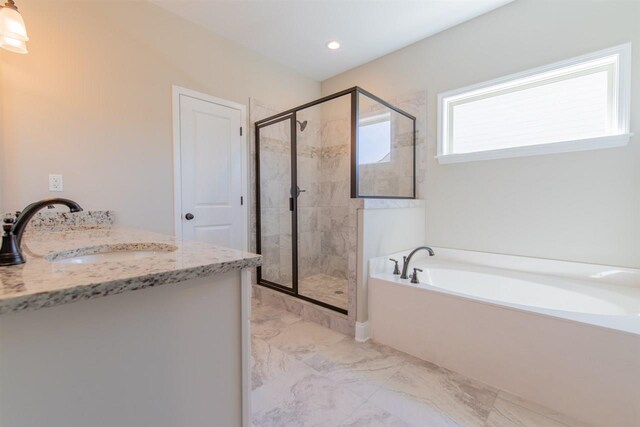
left=369, top=247, right=640, bottom=426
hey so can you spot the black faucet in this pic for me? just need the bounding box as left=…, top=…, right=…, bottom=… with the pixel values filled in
left=0, top=198, right=83, bottom=266
left=400, top=246, right=435, bottom=279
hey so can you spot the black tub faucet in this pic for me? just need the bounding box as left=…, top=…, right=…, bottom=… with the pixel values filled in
left=400, top=246, right=435, bottom=279
left=0, top=198, right=83, bottom=266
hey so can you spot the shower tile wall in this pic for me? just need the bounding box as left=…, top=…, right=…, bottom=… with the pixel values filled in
left=318, top=117, right=350, bottom=280
left=295, top=97, right=352, bottom=311
left=296, top=112, right=323, bottom=280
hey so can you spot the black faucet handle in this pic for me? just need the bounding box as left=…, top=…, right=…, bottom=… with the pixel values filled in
left=2, top=216, right=15, bottom=234
left=3, top=213, right=16, bottom=224
left=389, top=258, right=400, bottom=275
left=410, top=267, right=423, bottom=284
left=2, top=211, right=20, bottom=224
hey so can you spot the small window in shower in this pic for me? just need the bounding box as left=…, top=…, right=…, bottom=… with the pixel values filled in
left=356, top=90, right=415, bottom=198
left=358, top=113, right=391, bottom=165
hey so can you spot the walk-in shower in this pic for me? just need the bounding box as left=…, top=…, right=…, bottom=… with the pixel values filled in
left=255, top=87, right=416, bottom=314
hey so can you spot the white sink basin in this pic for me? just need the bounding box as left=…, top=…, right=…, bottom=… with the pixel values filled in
left=47, top=243, right=177, bottom=264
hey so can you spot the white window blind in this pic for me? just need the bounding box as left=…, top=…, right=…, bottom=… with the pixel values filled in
left=359, top=121, right=391, bottom=164
left=359, top=112, right=392, bottom=165
left=437, top=44, right=631, bottom=164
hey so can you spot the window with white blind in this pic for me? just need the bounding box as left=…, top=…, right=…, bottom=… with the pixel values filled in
left=437, top=44, right=632, bottom=164
left=358, top=112, right=392, bottom=165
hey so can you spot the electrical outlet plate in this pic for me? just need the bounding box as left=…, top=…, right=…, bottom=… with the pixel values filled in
left=49, top=174, right=63, bottom=192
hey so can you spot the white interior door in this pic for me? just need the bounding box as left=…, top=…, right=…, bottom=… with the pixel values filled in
left=178, top=93, right=243, bottom=249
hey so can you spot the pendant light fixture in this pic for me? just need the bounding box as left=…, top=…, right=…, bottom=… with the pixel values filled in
left=0, top=0, right=28, bottom=54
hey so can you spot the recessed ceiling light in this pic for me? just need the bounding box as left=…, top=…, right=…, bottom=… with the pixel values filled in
left=326, top=41, right=340, bottom=50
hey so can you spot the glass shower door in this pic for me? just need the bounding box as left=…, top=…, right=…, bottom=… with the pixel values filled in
left=256, top=117, right=295, bottom=290
left=295, top=95, right=351, bottom=312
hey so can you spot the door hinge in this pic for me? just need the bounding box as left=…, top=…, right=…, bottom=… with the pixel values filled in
left=240, top=127, right=243, bottom=136
left=240, top=196, right=244, bottom=206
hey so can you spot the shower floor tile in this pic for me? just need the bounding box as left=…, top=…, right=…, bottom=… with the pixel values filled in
left=296, top=273, right=348, bottom=310
left=250, top=300, right=590, bottom=427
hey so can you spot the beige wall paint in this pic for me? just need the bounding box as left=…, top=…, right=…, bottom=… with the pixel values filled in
left=323, top=0, right=640, bottom=268
left=0, top=0, right=319, bottom=233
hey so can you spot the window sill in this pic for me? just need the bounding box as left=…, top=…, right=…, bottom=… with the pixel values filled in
left=436, top=133, right=633, bottom=165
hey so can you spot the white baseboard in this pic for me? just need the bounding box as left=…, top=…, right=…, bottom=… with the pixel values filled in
left=355, top=321, right=370, bottom=342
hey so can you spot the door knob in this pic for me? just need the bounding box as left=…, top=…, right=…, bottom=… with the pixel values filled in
left=185, top=213, right=194, bottom=221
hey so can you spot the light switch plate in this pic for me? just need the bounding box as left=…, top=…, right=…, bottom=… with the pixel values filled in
left=49, top=174, right=63, bottom=192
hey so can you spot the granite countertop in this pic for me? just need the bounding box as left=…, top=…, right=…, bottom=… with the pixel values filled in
left=0, top=225, right=261, bottom=315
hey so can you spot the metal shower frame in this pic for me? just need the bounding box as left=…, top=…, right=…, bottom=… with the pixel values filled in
left=254, top=86, right=417, bottom=314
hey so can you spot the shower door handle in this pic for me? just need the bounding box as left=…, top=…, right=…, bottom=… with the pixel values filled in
left=289, top=197, right=294, bottom=212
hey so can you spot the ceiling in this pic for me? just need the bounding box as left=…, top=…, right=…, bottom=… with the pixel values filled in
left=151, top=0, right=513, bottom=81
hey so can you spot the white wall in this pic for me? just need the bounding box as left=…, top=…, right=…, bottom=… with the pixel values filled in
left=0, top=0, right=320, bottom=233
left=323, top=0, right=640, bottom=268
left=359, top=205, right=426, bottom=322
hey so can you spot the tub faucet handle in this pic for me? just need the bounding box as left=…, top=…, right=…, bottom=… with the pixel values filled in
left=410, top=268, right=423, bottom=284
left=2, top=216, right=15, bottom=234
left=389, top=258, right=400, bottom=275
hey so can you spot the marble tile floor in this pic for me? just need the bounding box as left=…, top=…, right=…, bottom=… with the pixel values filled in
left=288, top=273, right=348, bottom=311
left=250, top=299, right=589, bottom=427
